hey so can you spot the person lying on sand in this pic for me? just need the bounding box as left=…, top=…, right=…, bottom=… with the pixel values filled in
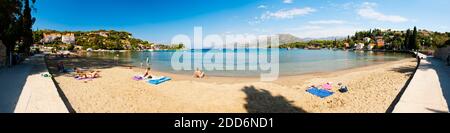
left=87, top=71, right=100, bottom=78
left=76, top=72, right=88, bottom=79
left=75, top=70, right=100, bottom=79
left=73, top=67, right=82, bottom=73
left=193, top=68, right=205, bottom=78
left=142, top=67, right=153, bottom=79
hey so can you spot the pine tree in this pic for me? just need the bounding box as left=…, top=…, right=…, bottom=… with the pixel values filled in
left=410, top=26, right=418, bottom=50
left=404, top=29, right=411, bottom=50
left=333, top=38, right=337, bottom=48
left=20, top=0, right=36, bottom=55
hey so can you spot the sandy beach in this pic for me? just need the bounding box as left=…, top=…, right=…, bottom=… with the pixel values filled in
left=46, top=55, right=417, bottom=113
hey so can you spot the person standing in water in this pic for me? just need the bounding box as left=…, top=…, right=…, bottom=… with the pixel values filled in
left=114, top=54, right=119, bottom=64
left=193, top=68, right=205, bottom=78
left=447, top=54, right=450, bottom=66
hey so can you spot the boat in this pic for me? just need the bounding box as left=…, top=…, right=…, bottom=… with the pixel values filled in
left=143, top=49, right=154, bottom=52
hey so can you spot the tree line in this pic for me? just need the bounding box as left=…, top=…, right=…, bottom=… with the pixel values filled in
left=280, top=27, right=450, bottom=50
left=33, top=30, right=154, bottom=50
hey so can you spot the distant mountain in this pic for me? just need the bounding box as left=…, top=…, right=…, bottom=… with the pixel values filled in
left=301, top=36, right=346, bottom=41
left=277, top=34, right=346, bottom=43
left=277, top=34, right=303, bottom=44
left=268, top=34, right=346, bottom=45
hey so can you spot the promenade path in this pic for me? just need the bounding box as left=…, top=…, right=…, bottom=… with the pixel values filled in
left=393, top=53, right=450, bottom=113
left=0, top=54, right=68, bottom=113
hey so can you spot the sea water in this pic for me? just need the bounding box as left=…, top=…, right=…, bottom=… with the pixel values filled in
left=81, top=49, right=411, bottom=77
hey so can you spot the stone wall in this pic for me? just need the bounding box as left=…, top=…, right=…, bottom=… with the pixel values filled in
left=0, top=40, right=6, bottom=66
left=434, top=46, right=450, bottom=61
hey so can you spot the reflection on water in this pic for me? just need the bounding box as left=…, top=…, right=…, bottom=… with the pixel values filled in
left=78, top=49, right=411, bottom=77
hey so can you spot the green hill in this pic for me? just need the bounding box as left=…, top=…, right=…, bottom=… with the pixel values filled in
left=33, top=30, right=153, bottom=50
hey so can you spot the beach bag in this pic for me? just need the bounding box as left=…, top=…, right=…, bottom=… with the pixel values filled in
left=41, top=73, right=52, bottom=77
left=339, top=86, right=348, bottom=93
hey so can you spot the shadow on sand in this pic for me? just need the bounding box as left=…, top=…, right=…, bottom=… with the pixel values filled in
left=46, top=55, right=134, bottom=78
left=389, top=66, right=416, bottom=76
left=242, top=86, right=306, bottom=113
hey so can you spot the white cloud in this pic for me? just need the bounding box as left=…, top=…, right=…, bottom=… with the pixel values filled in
left=257, top=5, right=267, bottom=9
left=286, top=25, right=323, bottom=31
left=329, top=2, right=356, bottom=10
left=248, top=20, right=261, bottom=25
left=287, top=26, right=362, bottom=38
left=248, top=16, right=262, bottom=25
left=308, top=20, right=347, bottom=25
left=357, top=2, right=408, bottom=23
left=261, top=7, right=316, bottom=20
left=283, top=0, right=293, bottom=4
left=252, top=28, right=270, bottom=33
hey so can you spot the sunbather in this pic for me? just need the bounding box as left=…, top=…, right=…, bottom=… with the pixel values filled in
left=193, top=68, right=205, bottom=78
left=447, top=55, right=450, bottom=66
left=73, top=67, right=82, bottom=73
left=57, top=61, right=65, bottom=72
left=76, top=72, right=88, bottom=79
left=87, top=71, right=100, bottom=78
left=142, top=67, right=152, bottom=79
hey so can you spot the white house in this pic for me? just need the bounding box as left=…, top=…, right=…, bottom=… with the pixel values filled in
left=98, top=32, right=109, bottom=37
left=367, top=43, right=375, bottom=50
left=363, top=37, right=371, bottom=43
left=61, top=33, right=75, bottom=44
left=42, top=33, right=61, bottom=43
left=355, top=43, right=364, bottom=50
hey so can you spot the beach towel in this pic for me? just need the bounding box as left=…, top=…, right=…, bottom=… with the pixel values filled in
left=133, top=75, right=144, bottom=81
left=306, top=87, right=334, bottom=98
left=74, top=76, right=94, bottom=80
left=148, top=76, right=171, bottom=85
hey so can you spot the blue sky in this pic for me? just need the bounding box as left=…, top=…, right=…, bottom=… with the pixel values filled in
left=33, top=0, right=450, bottom=44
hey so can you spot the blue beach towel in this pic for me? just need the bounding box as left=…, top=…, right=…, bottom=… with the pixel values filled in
left=306, top=87, right=334, bottom=98
left=148, top=76, right=171, bottom=85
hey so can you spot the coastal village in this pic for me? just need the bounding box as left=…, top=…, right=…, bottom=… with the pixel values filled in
left=32, top=30, right=155, bottom=52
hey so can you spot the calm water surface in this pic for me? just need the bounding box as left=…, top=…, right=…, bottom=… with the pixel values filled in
left=80, top=49, right=411, bottom=77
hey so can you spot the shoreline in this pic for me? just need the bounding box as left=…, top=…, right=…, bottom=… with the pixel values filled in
left=71, top=49, right=414, bottom=80
left=46, top=55, right=417, bottom=113
left=126, top=58, right=417, bottom=85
